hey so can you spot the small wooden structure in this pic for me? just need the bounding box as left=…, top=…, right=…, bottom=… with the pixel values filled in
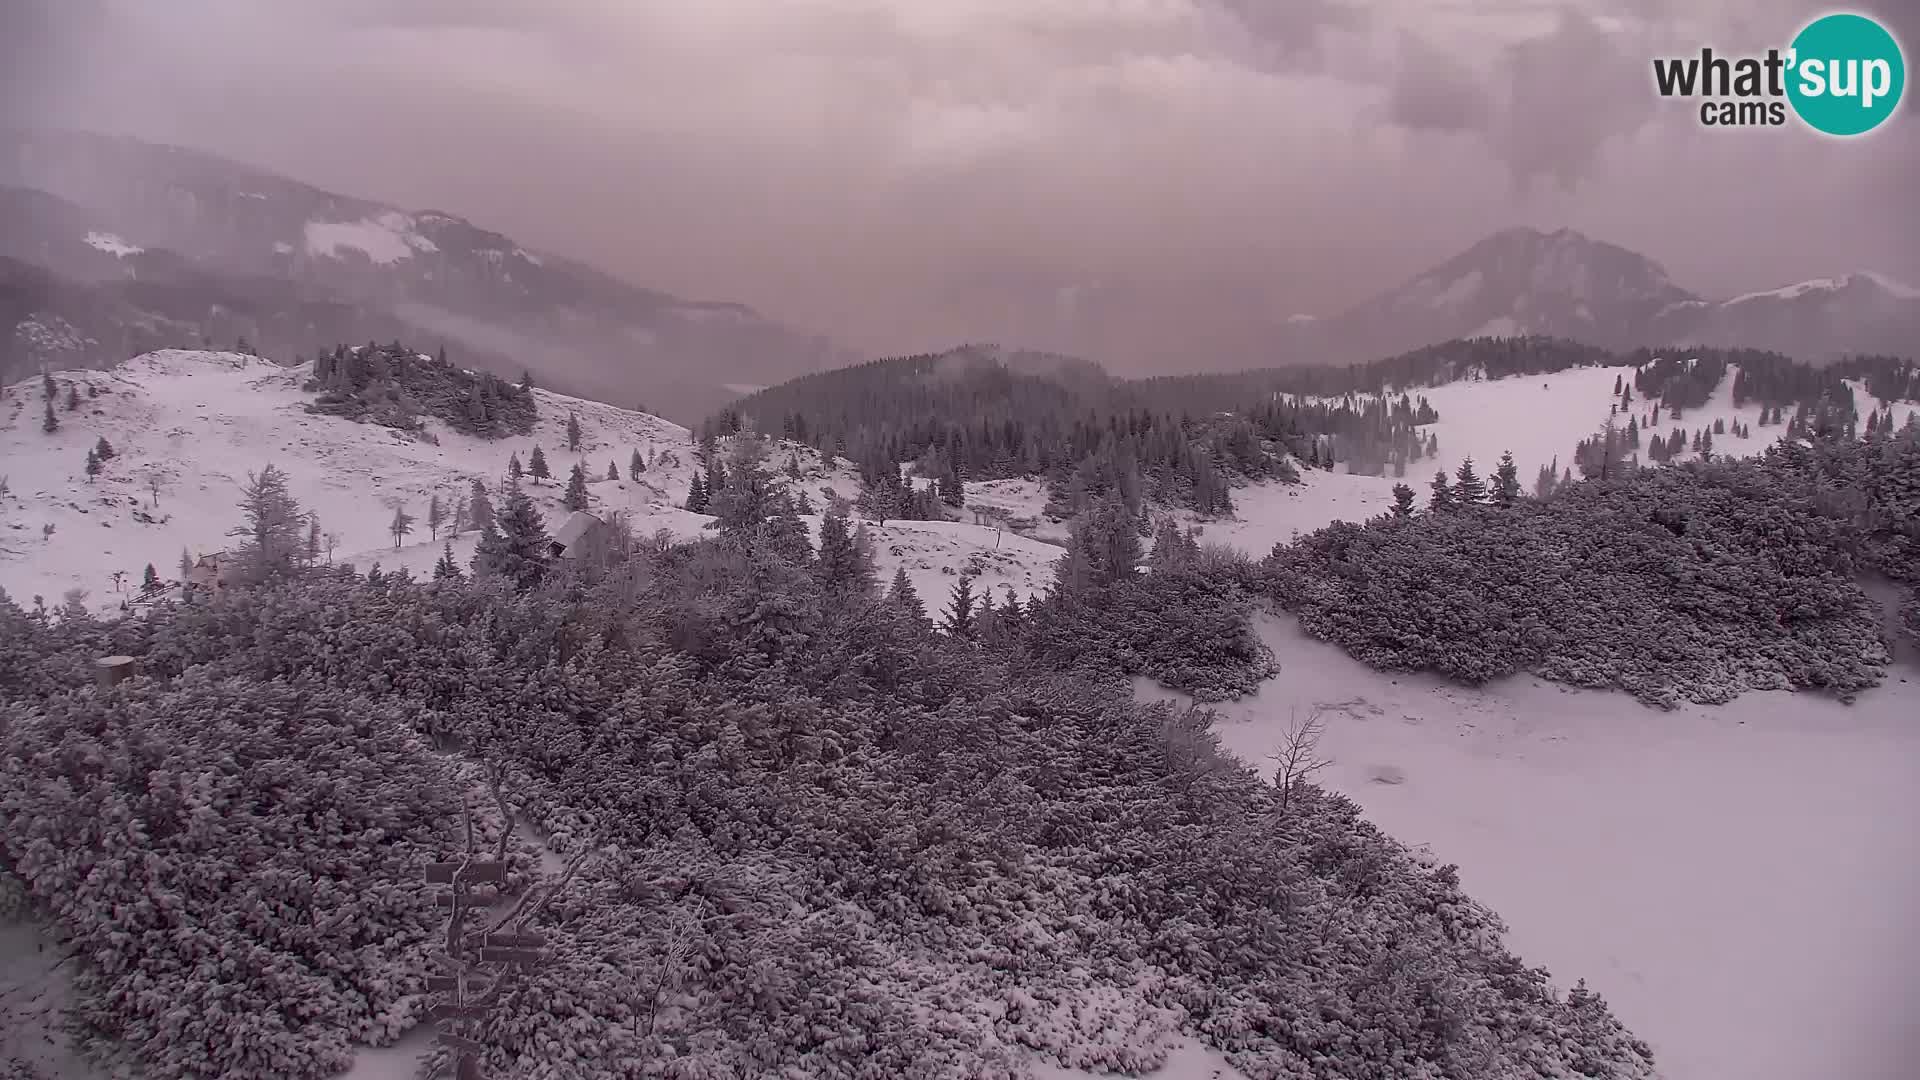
left=420, top=773, right=592, bottom=1080
left=94, top=655, right=136, bottom=688
left=548, top=510, right=610, bottom=559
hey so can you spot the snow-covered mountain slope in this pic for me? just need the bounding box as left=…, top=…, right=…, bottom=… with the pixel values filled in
left=0, top=129, right=855, bottom=420
left=0, top=350, right=1062, bottom=614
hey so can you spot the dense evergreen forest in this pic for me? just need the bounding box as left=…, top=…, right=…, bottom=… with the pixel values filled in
left=0, top=435, right=1661, bottom=1080
left=304, top=341, right=538, bottom=439
left=718, top=338, right=1914, bottom=524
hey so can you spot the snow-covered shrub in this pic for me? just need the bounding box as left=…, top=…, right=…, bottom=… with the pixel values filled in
left=1266, top=454, right=1902, bottom=707
left=0, top=533, right=1659, bottom=1080
left=0, top=665, right=458, bottom=1079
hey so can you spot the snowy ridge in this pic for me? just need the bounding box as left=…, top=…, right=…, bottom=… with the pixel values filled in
left=81, top=231, right=141, bottom=257
left=1724, top=270, right=1920, bottom=305
left=0, top=350, right=1064, bottom=616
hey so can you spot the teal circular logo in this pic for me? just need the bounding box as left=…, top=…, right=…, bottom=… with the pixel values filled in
left=1787, top=13, right=1905, bottom=136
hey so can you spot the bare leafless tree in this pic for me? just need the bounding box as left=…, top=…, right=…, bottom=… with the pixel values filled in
left=1267, top=707, right=1333, bottom=816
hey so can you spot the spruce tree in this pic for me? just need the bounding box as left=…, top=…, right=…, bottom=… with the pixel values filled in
left=1492, top=450, right=1521, bottom=507
left=529, top=445, right=550, bottom=484
left=607, top=460, right=619, bottom=481
left=93, top=436, right=114, bottom=460
left=1390, top=483, right=1416, bottom=516
left=941, top=575, right=977, bottom=638
left=473, top=483, right=550, bottom=591
left=42, top=397, right=57, bottom=433
left=433, top=540, right=465, bottom=582
left=566, top=411, right=582, bottom=452
left=42, top=371, right=55, bottom=400
left=1453, top=457, right=1487, bottom=504
left=65, top=384, right=79, bottom=411
left=887, top=567, right=926, bottom=623
left=467, top=479, right=496, bottom=534
left=685, top=473, right=708, bottom=513
left=1428, top=470, right=1455, bottom=511
left=85, top=447, right=102, bottom=480
left=427, top=493, right=445, bottom=540
left=630, top=449, right=645, bottom=479
left=508, top=453, right=523, bottom=482
left=564, top=463, right=590, bottom=511
left=141, top=563, right=159, bottom=593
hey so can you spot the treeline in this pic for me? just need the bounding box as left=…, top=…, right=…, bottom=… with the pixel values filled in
left=1267, top=415, right=1920, bottom=706
left=0, top=438, right=1660, bottom=1080
left=1830, top=353, right=1920, bottom=403
left=714, top=348, right=1301, bottom=516
left=304, top=341, right=537, bottom=439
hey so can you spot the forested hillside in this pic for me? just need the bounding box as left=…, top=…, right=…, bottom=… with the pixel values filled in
left=0, top=438, right=1660, bottom=1080
left=722, top=338, right=1914, bottom=532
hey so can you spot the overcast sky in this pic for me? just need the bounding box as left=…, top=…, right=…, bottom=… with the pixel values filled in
left=4, top=0, right=1916, bottom=364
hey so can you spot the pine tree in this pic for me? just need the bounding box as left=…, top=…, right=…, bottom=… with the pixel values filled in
left=467, top=479, right=496, bottom=534
left=529, top=445, right=550, bottom=484
left=433, top=541, right=465, bottom=581
left=566, top=411, right=582, bottom=452
left=427, top=493, right=445, bottom=540
left=630, top=449, right=646, bottom=479
left=564, top=463, right=590, bottom=511
left=141, top=563, right=159, bottom=593
left=93, top=436, right=114, bottom=460
left=785, top=452, right=802, bottom=480
left=708, top=460, right=727, bottom=497
left=1492, top=450, right=1521, bottom=507
left=1613, top=374, right=1623, bottom=394
left=508, top=452, right=524, bottom=482
left=229, top=464, right=305, bottom=582
left=941, top=575, right=978, bottom=638
left=472, top=483, right=550, bottom=591
left=1534, top=459, right=1558, bottom=499
left=1453, top=457, right=1487, bottom=504
left=1428, top=470, right=1455, bottom=511
left=685, top=472, right=709, bottom=513
left=42, top=397, right=57, bottom=433
left=389, top=505, right=416, bottom=548
left=1390, top=483, right=1416, bottom=516
left=887, top=567, right=927, bottom=623
left=607, top=460, right=619, bottom=481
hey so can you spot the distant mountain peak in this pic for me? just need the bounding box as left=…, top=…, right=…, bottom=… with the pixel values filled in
left=1286, top=224, right=1918, bottom=363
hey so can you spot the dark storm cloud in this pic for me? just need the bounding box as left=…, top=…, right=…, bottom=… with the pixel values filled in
left=1493, top=9, right=1655, bottom=190
left=1385, top=31, right=1496, bottom=133
left=0, top=0, right=1912, bottom=361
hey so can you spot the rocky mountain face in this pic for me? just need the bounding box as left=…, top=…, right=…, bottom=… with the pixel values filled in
left=0, top=129, right=855, bottom=421
left=1284, top=227, right=1918, bottom=364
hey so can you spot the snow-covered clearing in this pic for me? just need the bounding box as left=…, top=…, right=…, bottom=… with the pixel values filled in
left=1138, top=614, right=1920, bottom=1080
left=1, top=352, right=1058, bottom=614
